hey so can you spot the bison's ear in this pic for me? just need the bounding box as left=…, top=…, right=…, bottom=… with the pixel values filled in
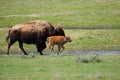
left=42, top=28, right=46, bottom=32
left=55, top=25, right=61, bottom=31
left=56, top=28, right=60, bottom=32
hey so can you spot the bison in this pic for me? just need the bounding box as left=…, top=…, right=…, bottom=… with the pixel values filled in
left=47, top=36, right=72, bottom=55
left=6, top=20, right=65, bottom=55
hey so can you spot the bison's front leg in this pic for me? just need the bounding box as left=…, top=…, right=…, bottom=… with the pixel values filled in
left=36, top=42, right=46, bottom=55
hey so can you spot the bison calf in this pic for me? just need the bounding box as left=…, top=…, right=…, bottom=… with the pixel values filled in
left=47, top=36, right=72, bottom=55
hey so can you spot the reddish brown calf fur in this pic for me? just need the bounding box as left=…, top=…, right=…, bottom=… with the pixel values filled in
left=47, top=36, right=72, bottom=55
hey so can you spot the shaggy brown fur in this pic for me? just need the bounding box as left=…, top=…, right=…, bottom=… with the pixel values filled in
left=47, top=36, right=71, bottom=55
left=54, top=25, right=65, bottom=36
left=6, top=20, right=65, bottom=55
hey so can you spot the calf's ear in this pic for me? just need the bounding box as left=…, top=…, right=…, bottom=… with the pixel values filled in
left=63, top=37, right=67, bottom=42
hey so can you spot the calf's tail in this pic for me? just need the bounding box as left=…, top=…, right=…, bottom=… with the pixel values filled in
left=46, top=37, right=49, bottom=43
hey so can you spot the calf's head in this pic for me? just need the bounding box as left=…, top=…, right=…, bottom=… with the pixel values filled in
left=65, top=36, right=72, bottom=42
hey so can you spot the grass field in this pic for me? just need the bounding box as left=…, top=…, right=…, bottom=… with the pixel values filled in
left=0, top=0, right=120, bottom=80
left=0, top=0, right=120, bottom=28
left=0, top=55, right=120, bottom=80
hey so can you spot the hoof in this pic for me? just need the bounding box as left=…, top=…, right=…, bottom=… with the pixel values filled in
left=6, top=53, right=9, bottom=55
left=24, top=54, right=28, bottom=55
left=40, top=53, right=43, bottom=55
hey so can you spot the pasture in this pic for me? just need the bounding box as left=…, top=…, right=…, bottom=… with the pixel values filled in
left=0, top=0, right=120, bottom=29
left=0, top=0, right=120, bottom=80
left=0, top=55, right=120, bottom=80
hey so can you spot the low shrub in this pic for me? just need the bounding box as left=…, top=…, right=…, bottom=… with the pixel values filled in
left=76, top=54, right=103, bottom=63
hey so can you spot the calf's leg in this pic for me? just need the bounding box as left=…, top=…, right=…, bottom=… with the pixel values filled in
left=57, top=45, right=61, bottom=55
left=49, top=45, right=55, bottom=54
left=60, top=45, right=65, bottom=54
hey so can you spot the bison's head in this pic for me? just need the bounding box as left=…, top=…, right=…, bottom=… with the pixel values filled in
left=41, top=22, right=55, bottom=38
left=54, top=26, right=65, bottom=36
left=42, top=25, right=65, bottom=41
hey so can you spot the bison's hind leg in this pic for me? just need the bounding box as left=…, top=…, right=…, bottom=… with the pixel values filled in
left=18, top=41, right=28, bottom=55
left=6, top=40, right=16, bottom=55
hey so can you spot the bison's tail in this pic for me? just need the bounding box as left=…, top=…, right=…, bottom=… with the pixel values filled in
left=5, top=30, right=10, bottom=41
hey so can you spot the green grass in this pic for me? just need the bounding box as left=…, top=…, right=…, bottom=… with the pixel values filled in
left=0, top=0, right=120, bottom=28
left=0, top=55, right=120, bottom=80
left=65, top=29, right=120, bottom=50
left=0, top=1, right=120, bottom=80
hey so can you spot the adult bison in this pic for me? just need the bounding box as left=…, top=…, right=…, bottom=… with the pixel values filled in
left=6, top=20, right=65, bottom=55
